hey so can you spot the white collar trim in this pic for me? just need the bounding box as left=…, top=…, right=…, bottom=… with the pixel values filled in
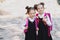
left=28, top=17, right=35, bottom=22
left=38, top=13, right=45, bottom=18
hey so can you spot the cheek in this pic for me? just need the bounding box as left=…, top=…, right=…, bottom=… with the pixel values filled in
left=37, top=9, right=40, bottom=12
left=30, top=14, right=32, bottom=16
left=29, top=14, right=32, bottom=17
left=31, top=14, right=34, bottom=16
left=38, top=9, right=43, bottom=12
left=41, top=8, right=44, bottom=11
left=33, top=14, right=35, bottom=16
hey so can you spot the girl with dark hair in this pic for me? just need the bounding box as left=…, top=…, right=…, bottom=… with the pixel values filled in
left=34, top=2, right=53, bottom=40
left=24, top=6, right=38, bottom=40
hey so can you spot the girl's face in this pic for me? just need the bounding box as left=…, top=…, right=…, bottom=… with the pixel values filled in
left=28, top=10, right=35, bottom=18
left=37, top=5, right=44, bottom=14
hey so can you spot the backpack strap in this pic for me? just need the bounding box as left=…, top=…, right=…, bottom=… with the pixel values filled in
left=35, top=17, right=39, bottom=29
left=44, top=13, right=52, bottom=23
left=44, top=13, right=52, bottom=37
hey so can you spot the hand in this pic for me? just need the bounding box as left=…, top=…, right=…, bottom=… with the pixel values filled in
left=43, top=17, right=46, bottom=22
left=43, top=15, right=49, bottom=22
left=25, top=26, right=28, bottom=29
left=42, top=17, right=47, bottom=25
left=36, top=27, right=39, bottom=31
left=24, top=26, right=28, bottom=33
left=24, top=29, right=28, bottom=33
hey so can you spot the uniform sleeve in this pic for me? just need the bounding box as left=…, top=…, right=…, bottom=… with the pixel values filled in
left=46, top=13, right=52, bottom=26
left=24, top=18, right=28, bottom=27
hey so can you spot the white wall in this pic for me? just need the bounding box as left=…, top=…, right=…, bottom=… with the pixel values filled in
left=0, top=0, right=60, bottom=18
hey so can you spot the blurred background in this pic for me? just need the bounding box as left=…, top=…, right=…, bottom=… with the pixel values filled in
left=0, top=0, right=60, bottom=40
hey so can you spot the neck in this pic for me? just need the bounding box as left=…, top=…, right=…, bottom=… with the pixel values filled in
left=39, top=13, right=43, bottom=15
left=39, top=12, right=44, bottom=15
left=29, top=16, right=34, bottom=19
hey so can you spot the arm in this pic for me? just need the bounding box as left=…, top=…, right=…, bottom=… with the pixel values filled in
left=24, top=18, right=28, bottom=33
left=24, top=18, right=28, bottom=29
left=46, top=14, right=52, bottom=26
left=46, top=13, right=53, bottom=31
left=43, top=13, right=52, bottom=26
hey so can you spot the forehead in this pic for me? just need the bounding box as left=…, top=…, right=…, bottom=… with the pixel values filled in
left=37, top=5, right=43, bottom=8
left=30, top=9, right=35, bottom=13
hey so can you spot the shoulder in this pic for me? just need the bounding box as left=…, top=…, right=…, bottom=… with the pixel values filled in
left=45, top=12, right=50, bottom=15
left=44, top=12, right=51, bottom=17
left=25, top=17, right=29, bottom=21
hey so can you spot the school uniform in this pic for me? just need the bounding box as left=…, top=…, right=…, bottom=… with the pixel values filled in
left=24, top=17, right=36, bottom=40
left=37, top=12, right=53, bottom=40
